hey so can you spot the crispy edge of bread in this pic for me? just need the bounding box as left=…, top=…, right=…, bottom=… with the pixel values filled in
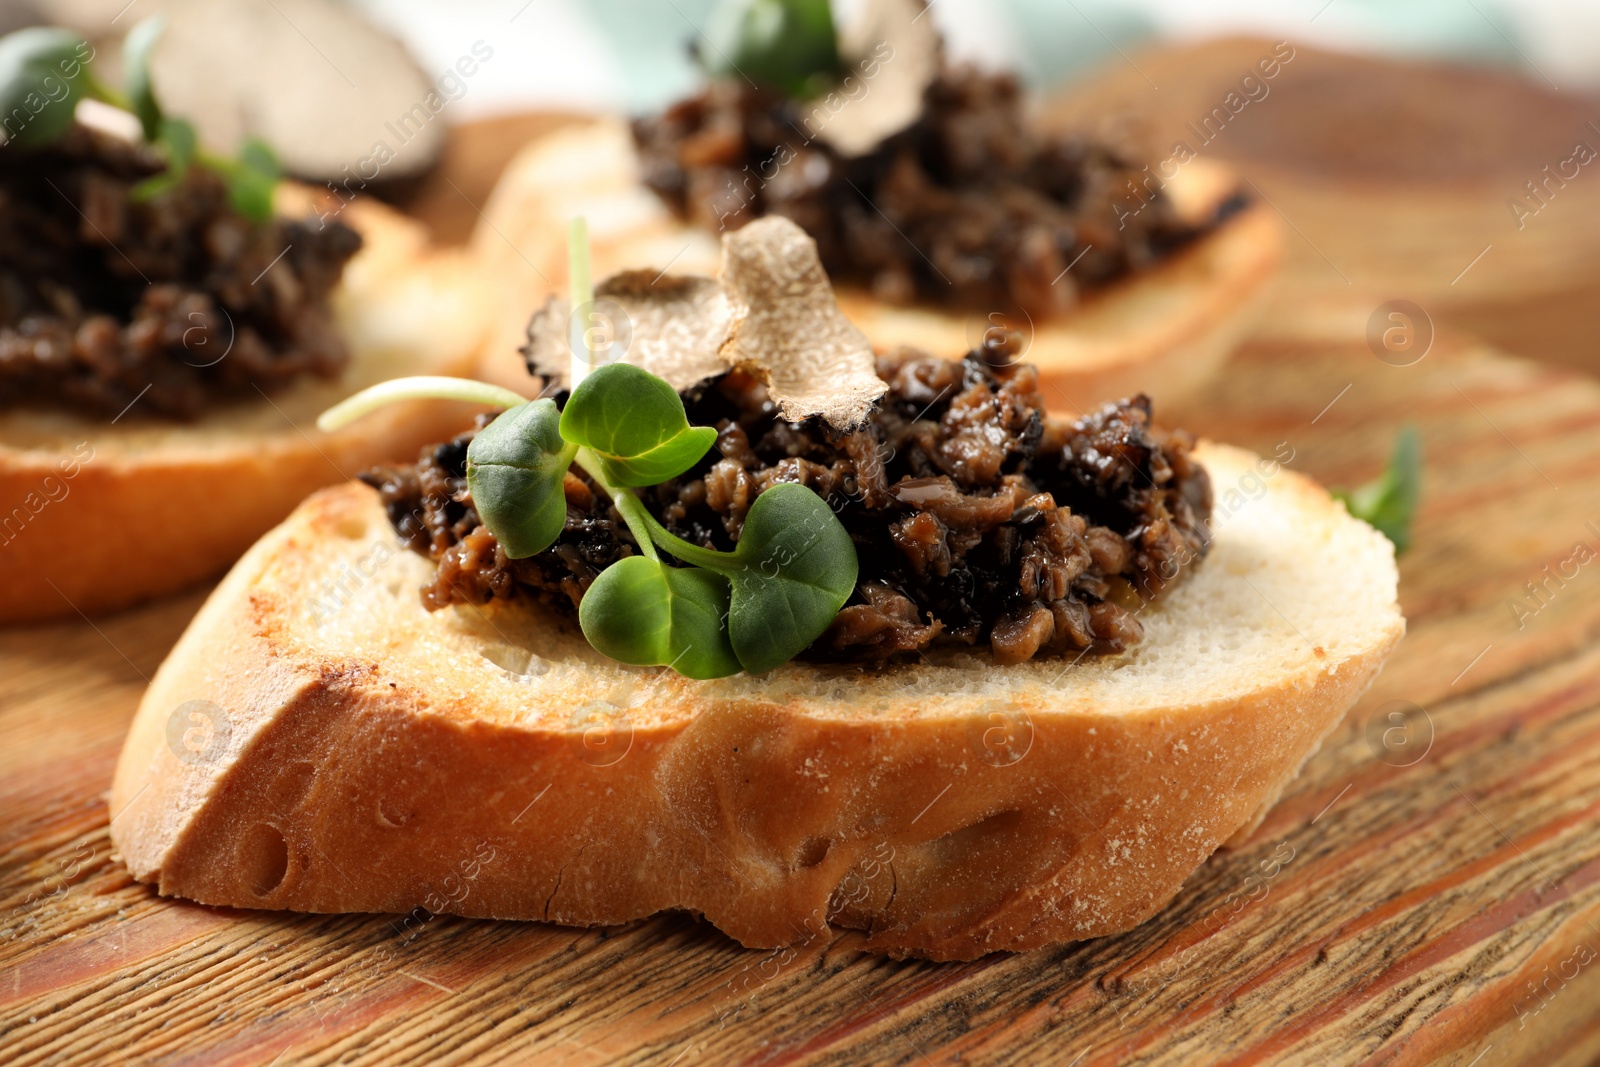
left=109, top=442, right=1403, bottom=961
left=0, top=195, right=488, bottom=623
left=468, top=118, right=1284, bottom=416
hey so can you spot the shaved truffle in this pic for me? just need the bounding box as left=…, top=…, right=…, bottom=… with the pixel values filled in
left=523, top=216, right=884, bottom=431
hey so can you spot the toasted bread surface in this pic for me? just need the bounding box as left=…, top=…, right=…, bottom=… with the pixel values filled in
left=470, top=119, right=1284, bottom=416
left=0, top=195, right=487, bottom=623
left=110, top=442, right=1402, bottom=960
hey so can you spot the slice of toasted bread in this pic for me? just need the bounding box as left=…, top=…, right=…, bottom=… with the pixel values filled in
left=0, top=195, right=487, bottom=623
left=470, top=119, right=1284, bottom=415
left=109, top=442, right=1402, bottom=961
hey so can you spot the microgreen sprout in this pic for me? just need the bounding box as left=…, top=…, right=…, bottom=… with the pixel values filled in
left=0, top=18, right=281, bottom=222
left=320, top=221, right=859, bottom=678
left=0, top=27, right=101, bottom=148
left=1333, top=425, right=1421, bottom=554
left=700, top=0, right=842, bottom=98
left=315, top=377, right=530, bottom=433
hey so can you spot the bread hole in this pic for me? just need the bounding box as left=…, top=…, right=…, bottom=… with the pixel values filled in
left=269, top=760, right=318, bottom=812
left=241, top=823, right=289, bottom=897
left=963, top=808, right=1023, bottom=835
left=927, top=809, right=1024, bottom=862
left=376, top=797, right=413, bottom=828
left=796, top=836, right=832, bottom=869
left=480, top=642, right=549, bottom=681
left=334, top=515, right=367, bottom=540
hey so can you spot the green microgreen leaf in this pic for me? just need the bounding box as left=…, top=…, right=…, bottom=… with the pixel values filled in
left=239, top=136, right=278, bottom=176
left=466, top=399, right=578, bottom=559
left=701, top=0, right=841, bottom=98
left=0, top=27, right=94, bottom=148
left=128, top=170, right=179, bottom=202
left=560, top=362, right=718, bottom=487
left=128, top=118, right=196, bottom=201
left=578, top=556, right=741, bottom=679
left=1333, top=425, right=1421, bottom=554
left=216, top=136, right=281, bottom=223
left=642, top=483, right=857, bottom=673
left=159, top=116, right=196, bottom=170
left=122, top=15, right=166, bottom=141
left=720, top=483, right=857, bottom=672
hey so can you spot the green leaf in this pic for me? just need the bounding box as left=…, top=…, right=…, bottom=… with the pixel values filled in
left=701, top=0, right=841, bottom=98
left=159, top=117, right=196, bottom=170
left=170, top=134, right=279, bottom=221
left=238, top=136, right=279, bottom=178
left=225, top=164, right=278, bottom=223
left=128, top=118, right=197, bottom=202
left=636, top=483, right=857, bottom=673
left=1333, top=425, right=1421, bottom=554
left=0, top=27, right=93, bottom=148
left=128, top=169, right=180, bottom=202
left=579, top=556, right=741, bottom=679
left=466, top=400, right=579, bottom=559
left=651, top=483, right=856, bottom=673
left=722, top=484, right=857, bottom=672
left=560, top=362, right=717, bottom=487
left=122, top=15, right=166, bottom=141
left=215, top=136, right=280, bottom=222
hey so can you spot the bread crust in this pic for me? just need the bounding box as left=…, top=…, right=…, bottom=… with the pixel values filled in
left=0, top=195, right=487, bottom=623
left=110, top=443, right=1403, bottom=960
left=470, top=119, right=1284, bottom=415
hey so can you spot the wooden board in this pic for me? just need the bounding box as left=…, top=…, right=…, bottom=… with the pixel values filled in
left=1043, top=38, right=1600, bottom=376
left=6, top=294, right=1600, bottom=1064
left=398, top=112, right=582, bottom=247
left=10, top=67, right=1600, bottom=1061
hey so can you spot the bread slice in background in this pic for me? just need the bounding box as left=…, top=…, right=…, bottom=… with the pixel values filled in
left=0, top=193, right=487, bottom=623
left=109, top=442, right=1403, bottom=961
left=469, top=119, right=1285, bottom=415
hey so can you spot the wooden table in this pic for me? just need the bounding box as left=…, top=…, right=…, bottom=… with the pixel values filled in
left=8, top=294, right=1600, bottom=1067
left=1045, top=38, right=1600, bottom=376
left=10, top=81, right=1600, bottom=1067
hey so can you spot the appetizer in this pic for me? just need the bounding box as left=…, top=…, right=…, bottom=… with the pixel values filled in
left=0, top=23, right=484, bottom=622
left=110, top=217, right=1402, bottom=961
left=473, top=0, right=1282, bottom=413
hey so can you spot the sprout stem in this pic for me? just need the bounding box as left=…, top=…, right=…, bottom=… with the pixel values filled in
left=568, top=216, right=594, bottom=393
left=80, top=69, right=130, bottom=111
left=635, top=507, right=734, bottom=573
left=574, top=448, right=659, bottom=561
left=315, top=376, right=529, bottom=433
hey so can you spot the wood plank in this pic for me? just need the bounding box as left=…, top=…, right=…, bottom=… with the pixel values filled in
left=1045, top=38, right=1600, bottom=375
left=397, top=113, right=582, bottom=247
left=13, top=67, right=1600, bottom=1061
left=5, top=305, right=1600, bottom=1064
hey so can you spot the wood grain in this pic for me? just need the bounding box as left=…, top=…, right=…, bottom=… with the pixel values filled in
left=398, top=113, right=582, bottom=246
left=5, top=299, right=1600, bottom=1064
left=1044, top=38, right=1600, bottom=375
left=10, top=75, right=1600, bottom=1061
